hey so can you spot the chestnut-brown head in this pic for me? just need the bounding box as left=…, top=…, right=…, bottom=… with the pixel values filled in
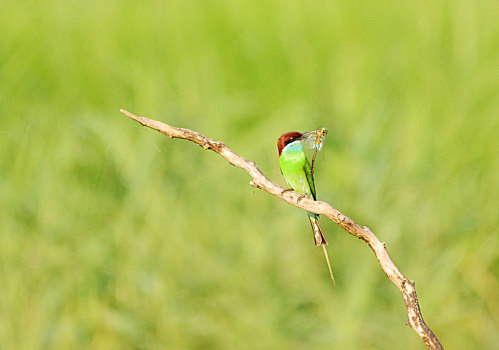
left=277, top=131, right=303, bottom=156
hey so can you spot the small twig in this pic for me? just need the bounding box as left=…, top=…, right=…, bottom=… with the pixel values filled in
left=120, top=109, right=444, bottom=350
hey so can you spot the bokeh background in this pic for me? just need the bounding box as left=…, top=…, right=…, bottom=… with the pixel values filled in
left=1, top=0, right=497, bottom=349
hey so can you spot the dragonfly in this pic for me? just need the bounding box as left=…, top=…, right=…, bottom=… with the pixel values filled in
left=302, top=127, right=328, bottom=179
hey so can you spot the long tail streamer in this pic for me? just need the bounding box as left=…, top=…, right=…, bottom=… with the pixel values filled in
left=322, top=244, right=335, bottom=285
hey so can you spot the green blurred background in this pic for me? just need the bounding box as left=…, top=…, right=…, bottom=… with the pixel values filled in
left=1, top=0, right=497, bottom=349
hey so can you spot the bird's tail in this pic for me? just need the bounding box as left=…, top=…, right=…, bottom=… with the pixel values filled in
left=308, top=214, right=328, bottom=246
left=308, top=214, right=336, bottom=285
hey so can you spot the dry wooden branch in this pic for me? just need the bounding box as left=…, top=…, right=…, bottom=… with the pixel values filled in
left=120, top=109, right=444, bottom=350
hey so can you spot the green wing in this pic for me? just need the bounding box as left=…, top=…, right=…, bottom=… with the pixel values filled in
left=304, top=157, right=316, bottom=200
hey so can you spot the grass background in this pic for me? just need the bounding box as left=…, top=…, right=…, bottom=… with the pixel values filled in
left=1, top=0, right=498, bottom=349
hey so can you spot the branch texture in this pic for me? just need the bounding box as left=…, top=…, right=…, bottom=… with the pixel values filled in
left=121, top=109, right=444, bottom=350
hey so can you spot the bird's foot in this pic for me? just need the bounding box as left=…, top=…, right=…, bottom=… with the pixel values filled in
left=297, top=194, right=307, bottom=202
left=280, top=188, right=294, bottom=195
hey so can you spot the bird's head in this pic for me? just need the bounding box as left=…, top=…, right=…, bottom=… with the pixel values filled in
left=277, top=131, right=303, bottom=156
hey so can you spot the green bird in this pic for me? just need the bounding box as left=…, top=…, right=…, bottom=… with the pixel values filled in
left=277, top=130, right=335, bottom=283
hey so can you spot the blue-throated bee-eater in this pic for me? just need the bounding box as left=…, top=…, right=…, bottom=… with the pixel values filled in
left=277, top=129, right=335, bottom=283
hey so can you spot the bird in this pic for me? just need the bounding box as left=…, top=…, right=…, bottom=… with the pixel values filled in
left=277, top=130, right=335, bottom=283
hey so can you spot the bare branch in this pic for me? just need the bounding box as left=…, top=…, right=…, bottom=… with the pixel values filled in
left=120, top=109, right=444, bottom=350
